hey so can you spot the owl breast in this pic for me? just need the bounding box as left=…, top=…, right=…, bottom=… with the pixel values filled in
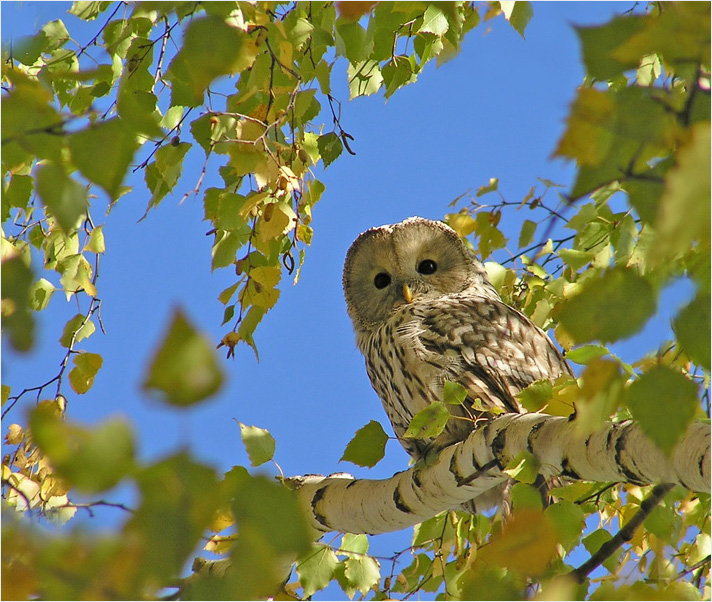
left=360, top=300, right=480, bottom=459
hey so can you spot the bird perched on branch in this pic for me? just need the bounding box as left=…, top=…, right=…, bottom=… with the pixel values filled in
left=343, top=217, right=573, bottom=512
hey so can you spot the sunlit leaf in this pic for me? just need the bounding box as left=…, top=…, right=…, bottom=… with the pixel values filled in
left=297, top=544, right=339, bottom=598
left=651, top=122, right=711, bottom=266
left=317, top=132, right=343, bottom=167
left=343, top=555, right=380, bottom=597
left=59, top=313, right=95, bottom=348
left=503, top=451, right=540, bottom=485
left=239, top=423, right=276, bottom=467
left=565, top=344, right=609, bottom=365
left=404, top=402, right=450, bottom=440
left=499, top=2, right=533, bottom=38
left=443, top=381, right=468, bottom=405
left=68, top=352, right=103, bottom=394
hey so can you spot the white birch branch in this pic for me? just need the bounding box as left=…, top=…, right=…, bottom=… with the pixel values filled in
left=290, top=414, right=710, bottom=536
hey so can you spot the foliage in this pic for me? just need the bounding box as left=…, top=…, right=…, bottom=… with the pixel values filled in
left=1, top=1, right=710, bottom=601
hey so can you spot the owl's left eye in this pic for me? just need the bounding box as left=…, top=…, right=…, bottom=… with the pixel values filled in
left=417, top=259, right=437, bottom=275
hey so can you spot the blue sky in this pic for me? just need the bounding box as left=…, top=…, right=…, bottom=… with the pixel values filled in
left=2, top=2, right=695, bottom=597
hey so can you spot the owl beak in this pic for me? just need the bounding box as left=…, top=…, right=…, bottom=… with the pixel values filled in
left=403, top=284, right=413, bottom=303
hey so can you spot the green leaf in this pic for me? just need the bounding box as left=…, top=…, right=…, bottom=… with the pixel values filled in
left=558, top=248, right=594, bottom=271
left=144, top=142, right=191, bottom=212
left=1, top=255, right=35, bottom=351
left=545, top=500, right=586, bottom=552
left=518, top=219, right=537, bottom=249
left=343, top=555, right=381, bottom=597
left=30, top=405, right=135, bottom=494
left=84, top=225, right=106, bottom=254
left=347, top=60, right=383, bottom=99
left=650, top=122, right=711, bottom=266
left=443, top=380, right=468, bottom=405
left=166, top=17, right=253, bottom=107
left=239, top=423, right=276, bottom=467
left=198, top=471, right=312, bottom=600
left=297, top=544, right=339, bottom=598
left=644, top=503, right=677, bottom=543
left=382, top=55, right=416, bottom=98
left=335, top=21, right=372, bottom=63
left=59, top=313, right=95, bottom=348
left=503, top=451, right=540, bottom=484
left=623, top=365, right=699, bottom=455
left=583, top=528, right=621, bottom=573
left=339, top=533, right=369, bottom=556
left=125, top=453, right=220, bottom=587
left=420, top=5, right=449, bottom=35
left=510, top=482, right=544, bottom=511
left=68, top=352, right=103, bottom=394
left=1, top=72, right=63, bottom=165
left=673, top=293, right=711, bottom=370
left=36, top=163, right=88, bottom=233
left=3, top=174, right=33, bottom=213
left=555, top=267, right=656, bottom=344
left=317, top=132, right=343, bottom=167
left=404, top=402, right=450, bottom=440
left=576, top=16, right=647, bottom=80
left=57, top=253, right=96, bottom=297
left=68, top=117, right=138, bottom=199
left=142, top=308, right=224, bottom=407
left=340, top=420, right=389, bottom=468
left=565, top=344, right=609, bottom=365
left=517, top=379, right=552, bottom=412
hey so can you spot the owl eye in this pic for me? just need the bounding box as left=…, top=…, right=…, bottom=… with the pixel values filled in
left=417, top=259, right=437, bottom=275
left=373, top=272, right=391, bottom=289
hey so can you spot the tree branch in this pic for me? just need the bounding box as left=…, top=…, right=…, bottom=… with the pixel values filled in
left=288, top=414, right=710, bottom=536
left=570, top=482, right=675, bottom=584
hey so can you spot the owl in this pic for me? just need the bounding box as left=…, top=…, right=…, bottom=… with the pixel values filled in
left=342, top=217, right=573, bottom=512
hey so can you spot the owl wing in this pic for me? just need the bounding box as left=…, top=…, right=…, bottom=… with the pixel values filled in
left=415, top=295, right=573, bottom=414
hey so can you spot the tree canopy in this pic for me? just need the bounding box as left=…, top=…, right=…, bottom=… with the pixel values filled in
left=2, top=1, right=710, bottom=600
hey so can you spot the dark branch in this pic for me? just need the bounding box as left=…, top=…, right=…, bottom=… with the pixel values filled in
left=570, top=482, right=675, bottom=584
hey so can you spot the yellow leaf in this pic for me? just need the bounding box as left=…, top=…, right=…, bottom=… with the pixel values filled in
left=479, top=509, right=558, bottom=576
left=256, top=202, right=296, bottom=241
left=445, top=212, right=476, bottom=237
left=204, top=534, right=237, bottom=555
left=238, top=190, right=270, bottom=219
left=210, top=507, right=235, bottom=532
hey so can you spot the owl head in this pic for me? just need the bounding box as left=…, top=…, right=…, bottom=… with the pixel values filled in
left=343, top=217, right=499, bottom=331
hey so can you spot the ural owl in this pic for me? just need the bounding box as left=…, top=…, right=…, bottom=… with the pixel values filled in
left=342, top=217, right=572, bottom=511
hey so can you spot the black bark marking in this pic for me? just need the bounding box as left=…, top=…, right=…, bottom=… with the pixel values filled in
left=311, top=486, right=331, bottom=529
left=393, top=486, right=413, bottom=514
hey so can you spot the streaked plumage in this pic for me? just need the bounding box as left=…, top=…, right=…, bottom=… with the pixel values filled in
left=343, top=217, right=572, bottom=511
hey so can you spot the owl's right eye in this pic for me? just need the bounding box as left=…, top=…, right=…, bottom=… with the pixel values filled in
left=373, top=272, right=391, bottom=289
